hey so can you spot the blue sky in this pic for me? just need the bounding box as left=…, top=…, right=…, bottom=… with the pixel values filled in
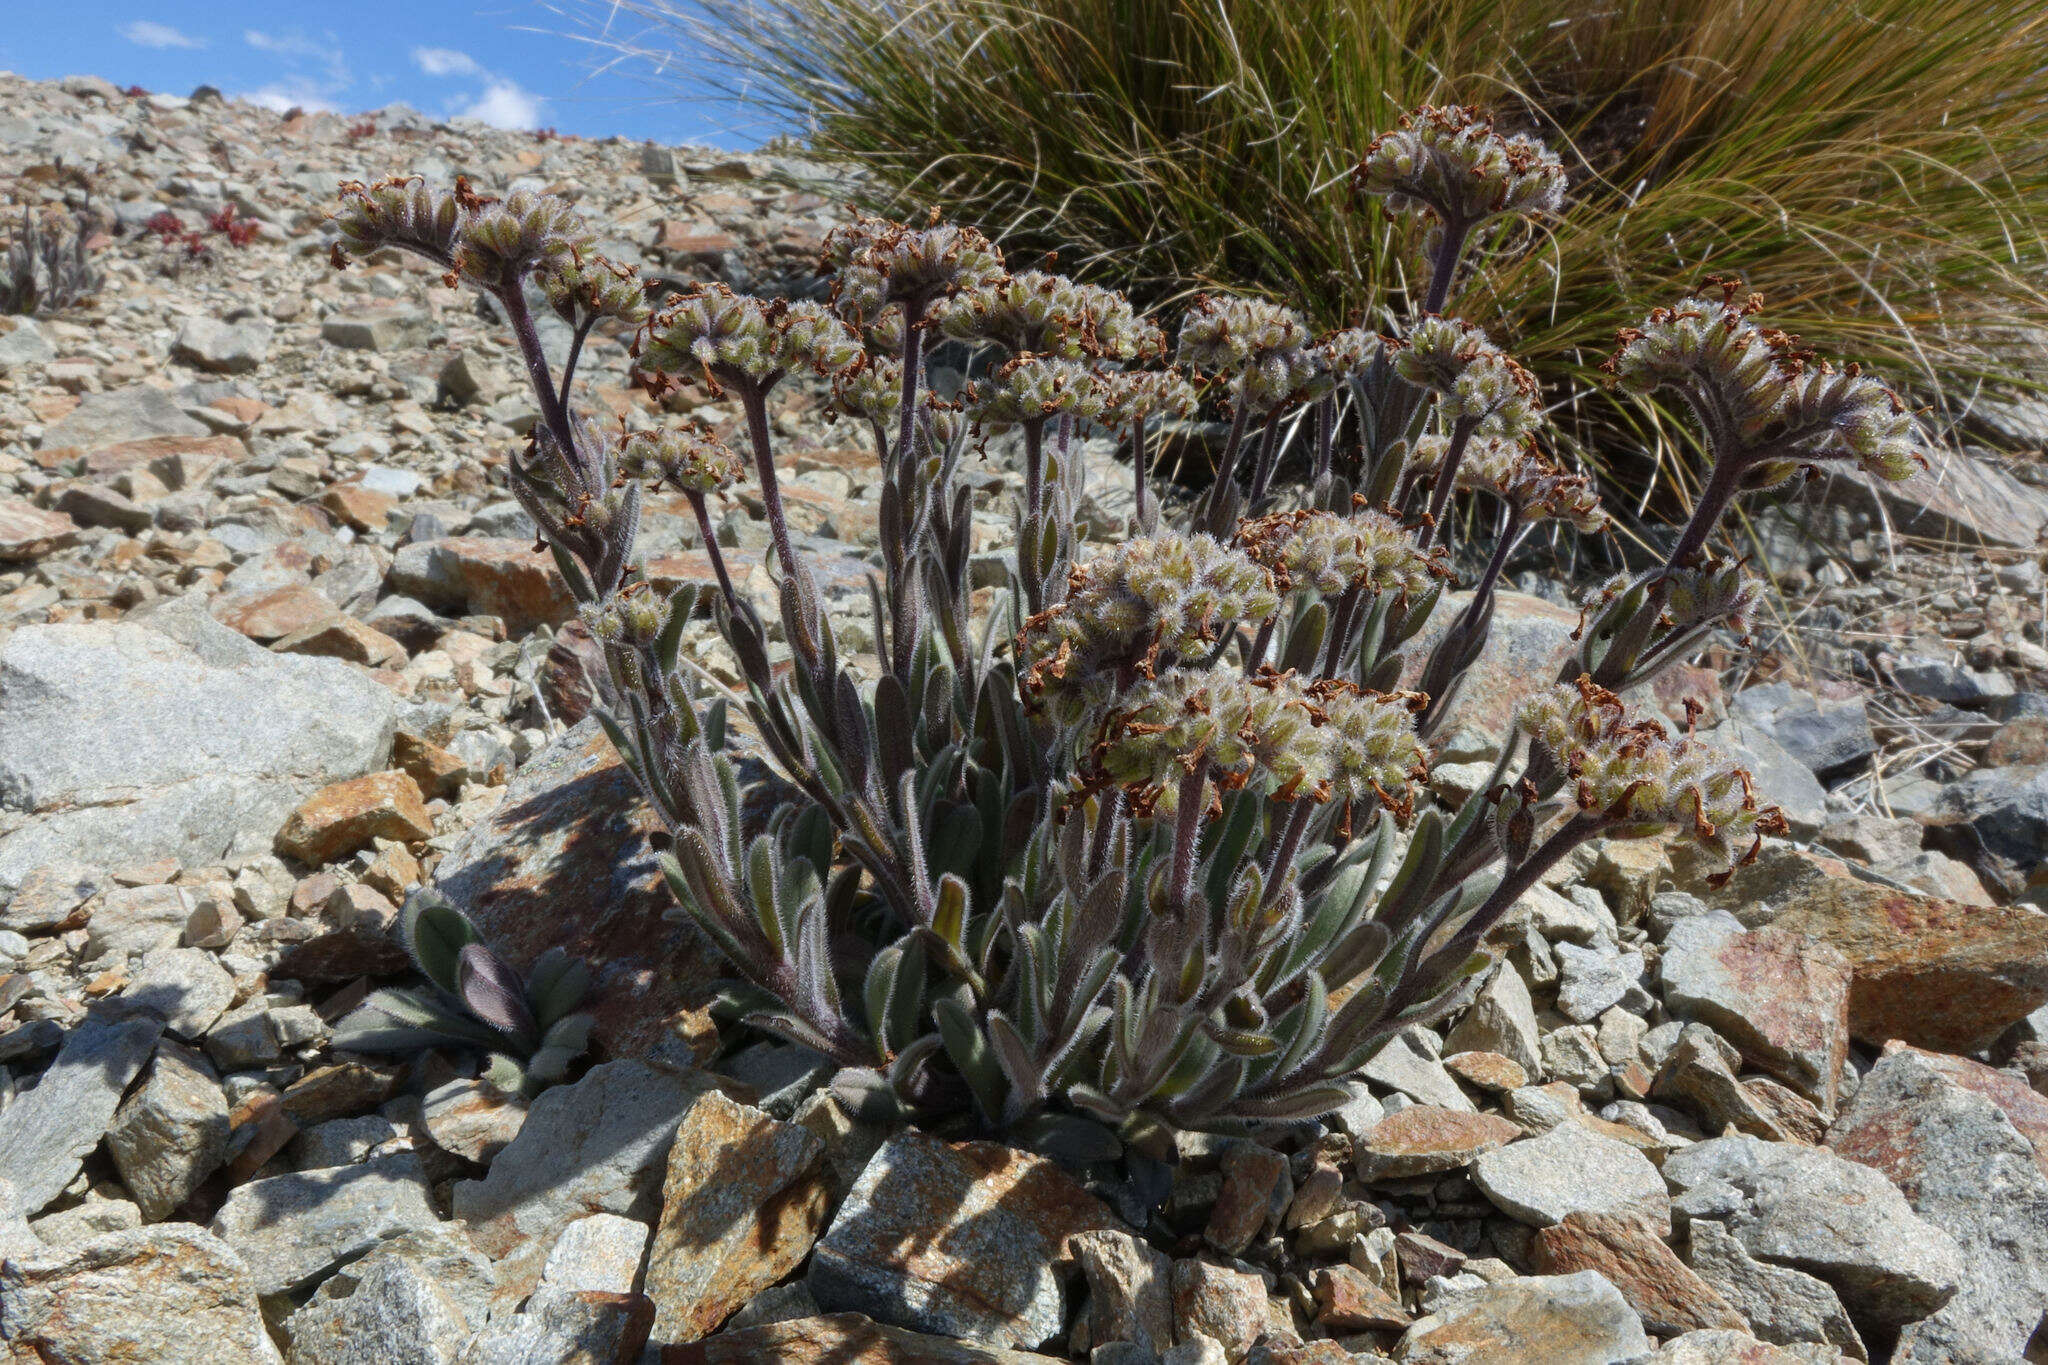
left=0, top=3, right=771, bottom=147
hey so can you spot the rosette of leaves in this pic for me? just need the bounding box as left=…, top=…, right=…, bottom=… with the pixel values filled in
left=332, top=892, right=595, bottom=1096
left=330, top=103, right=1922, bottom=1150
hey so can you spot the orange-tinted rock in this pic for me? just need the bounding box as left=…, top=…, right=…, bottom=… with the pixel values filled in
left=0, top=498, right=78, bottom=561
left=1531, top=1212, right=1747, bottom=1335
left=274, top=770, right=433, bottom=865
left=1356, top=1106, right=1522, bottom=1180
left=390, top=535, right=578, bottom=633
left=1313, top=1263, right=1412, bottom=1331
left=319, top=482, right=398, bottom=532
left=1445, top=1050, right=1529, bottom=1093
left=1770, top=877, right=2048, bottom=1052
left=213, top=583, right=342, bottom=642
left=642, top=1090, right=830, bottom=1343
left=272, top=615, right=407, bottom=668
left=661, top=1313, right=1068, bottom=1364
left=393, top=730, right=467, bottom=798
left=1660, top=916, right=1851, bottom=1110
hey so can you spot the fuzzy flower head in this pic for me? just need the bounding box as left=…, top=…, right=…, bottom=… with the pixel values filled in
left=1396, top=317, right=1541, bottom=438
left=1099, top=367, right=1200, bottom=428
left=1519, top=676, right=1788, bottom=870
left=455, top=190, right=592, bottom=291
left=1089, top=671, right=1425, bottom=816
left=830, top=355, right=901, bottom=428
left=540, top=253, right=650, bottom=327
left=1663, top=559, right=1763, bottom=640
left=1178, top=294, right=1318, bottom=416
left=1354, top=105, right=1565, bottom=226
left=1303, top=327, right=1383, bottom=400
left=1021, top=533, right=1278, bottom=723
left=822, top=213, right=1005, bottom=321
left=640, top=285, right=862, bottom=391
left=935, top=270, right=1161, bottom=361
left=333, top=176, right=465, bottom=266
left=581, top=584, right=669, bottom=651
left=1425, top=434, right=1605, bottom=532
left=1763, top=363, right=1924, bottom=486
left=1234, top=507, right=1446, bottom=602
left=619, top=427, right=745, bottom=495
left=964, top=354, right=1109, bottom=431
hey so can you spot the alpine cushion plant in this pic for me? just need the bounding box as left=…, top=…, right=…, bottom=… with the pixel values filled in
left=331, top=105, right=1922, bottom=1143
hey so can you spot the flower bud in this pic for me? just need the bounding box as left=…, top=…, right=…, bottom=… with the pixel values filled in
left=333, top=176, right=464, bottom=265
left=823, top=214, right=1005, bottom=320
left=641, top=285, right=862, bottom=389
left=964, top=354, right=1109, bottom=431
left=1354, top=105, right=1565, bottom=225
left=1234, top=508, right=1446, bottom=601
left=456, top=190, right=591, bottom=290
left=619, top=427, right=746, bottom=494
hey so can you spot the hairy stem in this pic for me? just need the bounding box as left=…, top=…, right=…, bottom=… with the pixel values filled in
left=686, top=490, right=740, bottom=615
left=738, top=381, right=801, bottom=585
left=1417, top=417, right=1479, bottom=551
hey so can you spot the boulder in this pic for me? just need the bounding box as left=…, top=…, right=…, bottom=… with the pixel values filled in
left=1658, top=912, right=1850, bottom=1110
left=104, top=1039, right=230, bottom=1221
left=37, top=384, right=209, bottom=455
left=1395, top=1271, right=1651, bottom=1364
left=1530, top=1212, right=1746, bottom=1336
left=281, top=1223, right=497, bottom=1365
left=0, top=598, right=395, bottom=895
left=209, top=1151, right=441, bottom=1297
left=1683, top=1220, right=1865, bottom=1361
left=0, top=498, right=78, bottom=561
left=1471, top=1124, right=1671, bottom=1231
left=0, top=1225, right=280, bottom=1363
left=0, top=1016, right=162, bottom=1212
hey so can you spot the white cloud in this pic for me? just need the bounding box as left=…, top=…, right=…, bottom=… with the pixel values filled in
left=412, top=47, right=482, bottom=79
left=238, top=81, right=341, bottom=115
left=461, top=80, right=544, bottom=130
left=243, top=28, right=350, bottom=85
left=121, top=20, right=204, bottom=50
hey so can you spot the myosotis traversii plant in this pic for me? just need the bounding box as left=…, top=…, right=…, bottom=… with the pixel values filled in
left=333, top=104, right=1920, bottom=1141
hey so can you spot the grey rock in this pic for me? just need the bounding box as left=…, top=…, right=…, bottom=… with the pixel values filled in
left=0, top=1224, right=281, bottom=1364
left=295, top=1114, right=401, bottom=1169
left=1658, top=912, right=1850, bottom=1110
left=540, top=1212, right=650, bottom=1294
left=1828, top=1046, right=2048, bottom=1363
left=114, top=946, right=236, bottom=1038
left=0, top=860, right=103, bottom=933
left=1445, top=961, right=1543, bottom=1075
left=725, top=1280, right=822, bottom=1331
left=1396, top=1270, right=1651, bottom=1364
left=1553, top=941, right=1643, bottom=1024
left=0, top=600, right=397, bottom=894
left=209, top=1151, right=441, bottom=1296
left=1362, top=1027, right=1474, bottom=1112
left=1684, top=1220, right=1865, bottom=1360
left=0, top=1178, right=37, bottom=1261
left=281, top=1223, right=496, bottom=1365
left=1072, top=1228, right=1175, bottom=1357
left=173, top=316, right=274, bottom=374
left=29, top=1192, right=144, bottom=1247
left=85, top=883, right=194, bottom=959
left=464, top=1284, right=656, bottom=1364
left=0, top=315, right=54, bottom=372
left=1728, top=682, right=1876, bottom=780
left=204, top=999, right=281, bottom=1070
left=1662, top=1134, right=1962, bottom=1328
left=1470, top=1124, right=1670, bottom=1231
left=0, top=1016, right=162, bottom=1212
left=321, top=310, right=428, bottom=352
left=1932, top=762, right=2048, bottom=869
left=1700, top=719, right=1828, bottom=836
left=451, top=1059, right=706, bottom=1272
left=1891, top=655, right=2015, bottom=706
left=104, top=1039, right=230, bottom=1221
left=38, top=384, right=208, bottom=451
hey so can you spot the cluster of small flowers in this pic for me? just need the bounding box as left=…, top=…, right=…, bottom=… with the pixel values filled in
left=1099, top=367, right=1201, bottom=428
left=1436, top=434, right=1606, bottom=532
left=1662, top=560, right=1765, bottom=639
left=1518, top=676, right=1787, bottom=868
left=1092, top=669, right=1425, bottom=811
left=543, top=254, right=650, bottom=327
left=639, top=285, right=862, bottom=389
left=1234, top=507, right=1446, bottom=601
left=618, top=427, right=745, bottom=494
left=1176, top=295, right=1320, bottom=415
left=935, top=269, right=1163, bottom=361
left=580, top=584, right=667, bottom=650
left=965, top=354, right=1109, bottom=431
left=332, top=176, right=465, bottom=266
left=1021, top=534, right=1279, bottom=721
left=822, top=213, right=1006, bottom=319
left=1353, top=105, right=1567, bottom=225
left=1395, top=316, right=1541, bottom=438
left=455, top=190, right=592, bottom=291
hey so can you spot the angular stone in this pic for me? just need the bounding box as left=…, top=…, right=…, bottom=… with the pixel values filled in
left=389, top=535, right=577, bottom=633
left=275, top=770, right=434, bottom=865
left=1651, top=1025, right=1827, bottom=1144
left=1554, top=941, right=1643, bottom=1024
left=1313, top=1263, right=1412, bottom=1331
left=1659, top=912, right=1851, bottom=1110
left=1684, top=1220, right=1866, bottom=1361
left=643, top=1089, right=830, bottom=1342
left=422, top=1076, right=529, bottom=1163
left=1827, top=1044, right=2048, bottom=1363
left=1471, top=1124, right=1670, bottom=1232
left=470, top=1285, right=657, bottom=1363
left=1662, top=1134, right=1962, bottom=1328
left=0, top=860, right=102, bottom=934
left=1357, top=1106, right=1522, bottom=1181
left=274, top=615, right=408, bottom=668
left=1361, top=1027, right=1474, bottom=1111
left=0, top=1224, right=280, bottom=1364
left=808, top=1127, right=1118, bottom=1349
left=542, top=1213, right=651, bottom=1294
left=0, top=498, right=77, bottom=561
left=1401, top=591, right=1578, bottom=737
left=209, top=1151, right=440, bottom=1296
left=0, top=1015, right=162, bottom=1212
left=1769, top=876, right=2048, bottom=1052
left=1531, top=1212, right=1745, bottom=1336
left=659, top=1312, right=1069, bottom=1363
left=213, top=583, right=342, bottom=641
left=1444, top=1051, right=1527, bottom=1092
left=283, top=1223, right=497, bottom=1365
left=86, top=882, right=195, bottom=959
left=431, top=720, right=727, bottom=1057
left=452, top=1060, right=707, bottom=1281
left=38, top=385, right=208, bottom=454
left=320, top=481, right=398, bottom=533
left=1445, top=961, right=1542, bottom=1075
left=1073, top=1228, right=1176, bottom=1354
left=0, top=603, right=396, bottom=894
left=1171, top=1257, right=1269, bottom=1361
left=114, top=946, right=235, bottom=1039
left=1205, top=1142, right=1288, bottom=1255
left=1396, top=1270, right=1651, bottom=1365
left=104, top=1039, right=230, bottom=1221
left=172, top=316, right=273, bottom=374
left=1934, top=761, right=2048, bottom=870
left=1652, top=1329, right=1834, bottom=1364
